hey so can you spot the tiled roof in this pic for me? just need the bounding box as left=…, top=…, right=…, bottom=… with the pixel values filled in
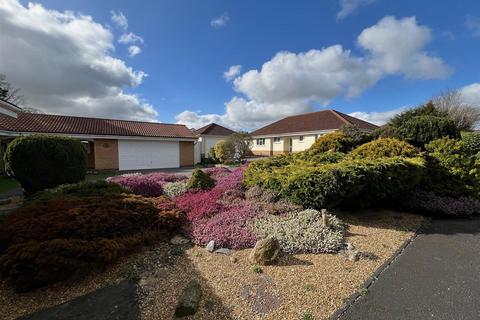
left=0, top=112, right=197, bottom=139
left=250, top=109, right=378, bottom=136
left=194, top=123, right=236, bottom=136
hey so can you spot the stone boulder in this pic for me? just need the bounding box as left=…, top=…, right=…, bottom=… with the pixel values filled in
left=174, top=280, right=203, bottom=317
left=249, top=237, right=280, bottom=265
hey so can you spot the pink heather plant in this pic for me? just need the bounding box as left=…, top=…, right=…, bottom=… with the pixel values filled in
left=107, top=175, right=163, bottom=197
left=143, top=172, right=188, bottom=183
left=190, top=202, right=261, bottom=249
left=203, top=167, right=231, bottom=179
left=406, top=191, right=480, bottom=216
left=175, top=188, right=226, bottom=221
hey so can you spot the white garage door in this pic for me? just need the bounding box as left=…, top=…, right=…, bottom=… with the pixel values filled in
left=118, top=140, right=179, bottom=170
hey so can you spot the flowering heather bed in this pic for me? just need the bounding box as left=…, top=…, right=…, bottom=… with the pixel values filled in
left=404, top=191, right=480, bottom=216
left=203, top=166, right=231, bottom=180
left=107, top=172, right=187, bottom=197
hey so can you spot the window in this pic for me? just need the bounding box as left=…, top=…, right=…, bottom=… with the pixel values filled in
left=256, top=138, right=265, bottom=146
left=299, top=136, right=304, bottom=142
left=273, top=137, right=281, bottom=143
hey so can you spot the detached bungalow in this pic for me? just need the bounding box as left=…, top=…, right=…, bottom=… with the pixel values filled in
left=193, top=123, right=236, bottom=163
left=250, top=109, right=378, bottom=156
left=0, top=106, right=197, bottom=170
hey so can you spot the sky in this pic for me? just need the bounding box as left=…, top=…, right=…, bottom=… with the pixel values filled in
left=0, top=0, right=480, bottom=130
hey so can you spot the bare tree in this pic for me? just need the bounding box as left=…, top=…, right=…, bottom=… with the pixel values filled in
left=0, top=74, right=26, bottom=106
left=432, top=89, right=480, bottom=131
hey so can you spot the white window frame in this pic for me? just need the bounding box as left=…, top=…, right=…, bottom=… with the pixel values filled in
left=273, top=137, right=281, bottom=143
left=299, top=135, right=304, bottom=142
left=256, top=138, right=265, bottom=146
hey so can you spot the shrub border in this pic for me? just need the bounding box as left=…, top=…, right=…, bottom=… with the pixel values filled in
left=328, top=217, right=431, bottom=320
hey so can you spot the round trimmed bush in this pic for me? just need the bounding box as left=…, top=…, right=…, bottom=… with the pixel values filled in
left=308, top=132, right=354, bottom=154
left=187, top=169, right=215, bottom=190
left=4, top=135, right=87, bottom=194
left=349, top=138, right=419, bottom=159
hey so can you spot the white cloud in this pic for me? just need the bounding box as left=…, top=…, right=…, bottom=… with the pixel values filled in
left=210, top=14, right=229, bottom=28
left=460, top=83, right=480, bottom=107
left=0, top=0, right=156, bottom=121
left=177, top=16, right=450, bottom=130
left=223, top=65, right=242, bottom=81
left=349, top=107, right=407, bottom=125
left=337, top=0, right=376, bottom=20
left=175, top=110, right=227, bottom=129
left=110, top=10, right=128, bottom=30
left=128, top=45, right=141, bottom=57
left=358, top=16, right=451, bottom=79
left=465, top=15, right=480, bottom=37
left=119, top=32, right=143, bottom=44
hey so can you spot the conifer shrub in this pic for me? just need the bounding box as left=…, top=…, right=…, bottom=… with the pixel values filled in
left=187, top=169, right=215, bottom=190
left=308, top=131, right=354, bottom=154
left=349, top=138, right=420, bottom=159
left=4, top=135, right=87, bottom=194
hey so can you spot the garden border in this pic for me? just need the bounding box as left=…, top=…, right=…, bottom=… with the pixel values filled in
left=328, top=216, right=431, bottom=320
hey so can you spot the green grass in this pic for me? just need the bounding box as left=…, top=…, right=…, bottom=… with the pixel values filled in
left=84, top=171, right=117, bottom=181
left=0, top=176, right=19, bottom=194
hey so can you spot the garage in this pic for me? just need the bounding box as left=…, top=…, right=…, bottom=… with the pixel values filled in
left=118, top=140, right=180, bottom=170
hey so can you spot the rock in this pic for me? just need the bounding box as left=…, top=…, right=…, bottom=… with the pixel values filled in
left=230, top=257, right=238, bottom=263
left=206, top=240, right=215, bottom=252
left=249, top=237, right=280, bottom=265
left=170, top=235, right=189, bottom=245
left=346, top=242, right=356, bottom=251
left=347, top=250, right=360, bottom=262
left=321, top=208, right=330, bottom=228
left=214, top=248, right=230, bottom=255
left=174, top=280, right=203, bottom=317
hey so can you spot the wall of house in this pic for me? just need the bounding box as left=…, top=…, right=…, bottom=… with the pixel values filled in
left=251, top=137, right=272, bottom=156
left=291, top=134, right=316, bottom=152
left=202, top=136, right=226, bottom=155
left=272, top=137, right=286, bottom=155
left=93, top=139, right=119, bottom=170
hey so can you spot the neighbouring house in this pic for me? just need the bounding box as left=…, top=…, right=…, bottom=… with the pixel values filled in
left=0, top=98, right=22, bottom=118
left=193, top=122, right=236, bottom=163
left=249, top=109, right=378, bottom=156
left=0, top=108, right=197, bottom=170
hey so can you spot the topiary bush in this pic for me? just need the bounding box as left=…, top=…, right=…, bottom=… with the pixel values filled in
left=0, top=194, right=184, bottom=291
left=308, top=131, right=354, bottom=155
left=349, top=138, right=419, bottom=159
left=187, top=169, right=215, bottom=190
left=4, top=135, right=87, bottom=194
left=253, top=209, right=344, bottom=253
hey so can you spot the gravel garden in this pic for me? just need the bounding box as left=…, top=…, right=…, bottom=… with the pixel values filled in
left=1, top=102, right=479, bottom=319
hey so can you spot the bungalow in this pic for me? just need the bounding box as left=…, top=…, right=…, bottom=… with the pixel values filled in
left=0, top=104, right=197, bottom=170
left=249, top=109, right=378, bottom=156
left=193, top=123, right=236, bottom=163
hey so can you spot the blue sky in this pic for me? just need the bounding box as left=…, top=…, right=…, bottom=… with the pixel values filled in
left=1, top=0, right=480, bottom=129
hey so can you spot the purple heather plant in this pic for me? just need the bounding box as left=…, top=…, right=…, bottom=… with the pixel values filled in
left=405, top=191, right=480, bottom=216
left=203, top=167, right=231, bottom=180
left=107, top=175, right=163, bottom=197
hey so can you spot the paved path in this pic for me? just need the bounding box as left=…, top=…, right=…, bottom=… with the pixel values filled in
left=339, top=217, right=480, bottom=320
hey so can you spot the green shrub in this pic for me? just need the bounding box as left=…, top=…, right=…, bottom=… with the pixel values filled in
left=295, top=151, right=345, bottom=164
left=340, top=124, right=373, bottom=147
left=4, top=135, right=87, bottom=194
left=349, top=138, right=419, bottom=159
left=389, top=102, right=446, bottom=128
left=187, top=169, right=215, bottom=190
left=308, top=131, right=354, bottom=154
left=253, top=209, right=344, bottom=253
left=245, top=157, right=425, bottom=209
left=461, top=131, right=480, bottom=156
left=28, top=180, right=128, bottom=203
left=207, top=147, right=218, bottom=162
left=395, top=115, right=460, bottom=147
left=0, top=194, right=184, bottom=291
left=214, top=140, right=236, bottom=163
left=424, top=137, right=480, bottom=197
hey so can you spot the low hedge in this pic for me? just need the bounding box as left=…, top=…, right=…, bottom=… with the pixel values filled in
left=4, top=135, right=87, bottom=194
left=245, top=156, right=425, bottom=209
left=0, top=194, right=184, bottom=292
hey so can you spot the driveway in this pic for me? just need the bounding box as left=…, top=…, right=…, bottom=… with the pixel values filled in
left=338, top=217, right=480, bottom=320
